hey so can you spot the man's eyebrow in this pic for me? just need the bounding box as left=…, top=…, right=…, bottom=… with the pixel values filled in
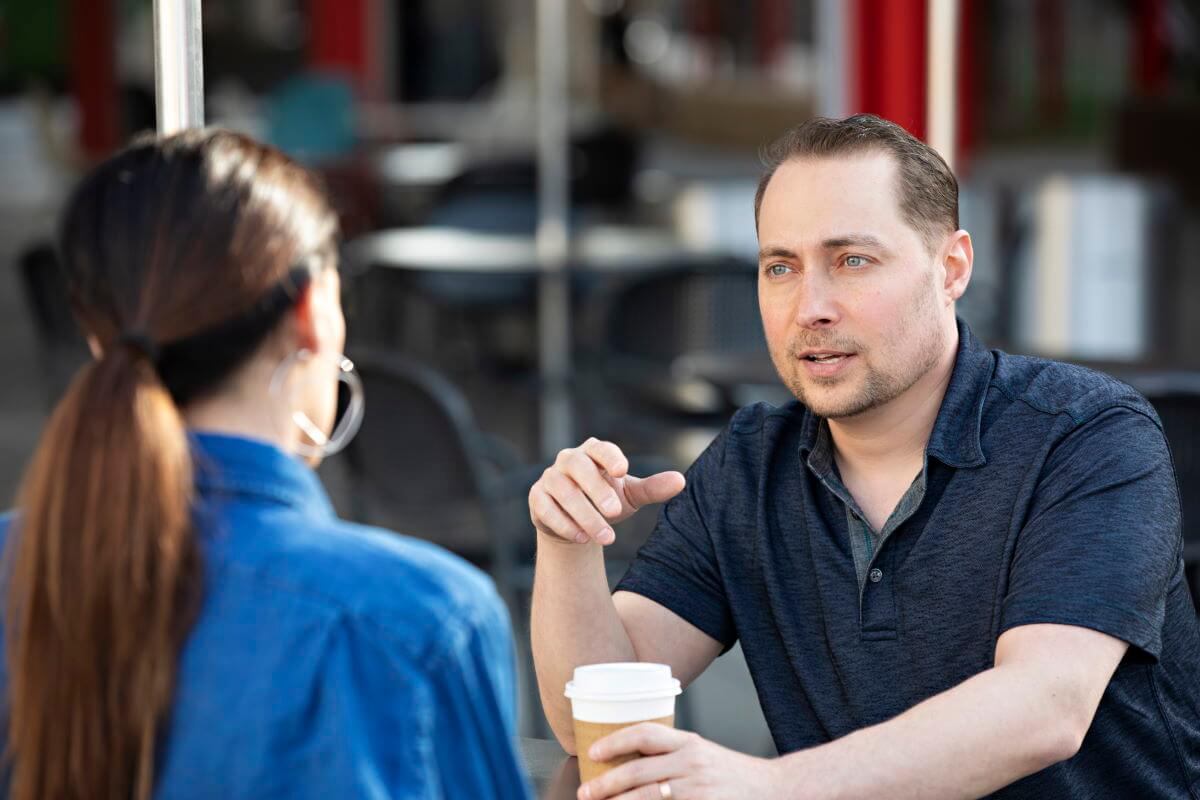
left=758, top=246, right=797, bottom=261
left=820, top=234, right=889, bottom=251
left=758, top=236, right=892, bottom=261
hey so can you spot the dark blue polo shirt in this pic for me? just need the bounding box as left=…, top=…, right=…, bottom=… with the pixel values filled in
left=617, top=320, right=1200, bottom=798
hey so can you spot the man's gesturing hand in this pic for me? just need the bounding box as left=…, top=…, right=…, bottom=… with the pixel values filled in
left=529, top=438, right=686, bottom=545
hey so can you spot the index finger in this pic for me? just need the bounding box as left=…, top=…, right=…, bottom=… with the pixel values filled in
left=581, top=438, right=629, bottom=479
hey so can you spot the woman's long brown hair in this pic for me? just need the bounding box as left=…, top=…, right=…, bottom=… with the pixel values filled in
left=4, top=130, right=338, bottom=800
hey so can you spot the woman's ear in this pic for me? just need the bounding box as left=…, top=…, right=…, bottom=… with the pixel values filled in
left=287, top=269, right=344, bottom=354
left=288, top=283, right=321, bottom=353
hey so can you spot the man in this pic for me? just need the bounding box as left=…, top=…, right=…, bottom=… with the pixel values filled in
left=529, top=114, right=1200, bottom=800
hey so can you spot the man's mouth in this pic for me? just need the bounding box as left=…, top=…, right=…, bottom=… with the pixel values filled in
left=800, top=351, right=853, bottom=364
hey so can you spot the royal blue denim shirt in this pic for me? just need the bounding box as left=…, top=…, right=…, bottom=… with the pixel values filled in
left=0, top=432, right=532, bottom=799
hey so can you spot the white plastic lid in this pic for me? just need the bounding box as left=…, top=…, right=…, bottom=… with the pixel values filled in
left=564, top=662, right=682, bottom=703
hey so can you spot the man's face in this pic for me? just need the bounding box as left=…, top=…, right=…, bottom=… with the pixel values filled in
left=756, top=152, right=951, bottom=419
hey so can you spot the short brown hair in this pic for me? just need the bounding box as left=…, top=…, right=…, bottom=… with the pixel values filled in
left=754, top=114, right=958, bottom=252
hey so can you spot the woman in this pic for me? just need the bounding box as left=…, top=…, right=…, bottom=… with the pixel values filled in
left=0, top=130, right=531, bottom=799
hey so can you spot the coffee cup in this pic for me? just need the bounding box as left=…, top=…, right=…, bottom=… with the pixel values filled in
left=564, top=662, right=682, bottom=783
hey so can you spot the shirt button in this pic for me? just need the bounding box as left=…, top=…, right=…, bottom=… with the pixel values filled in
left=868, top=568, right=883, bottom=583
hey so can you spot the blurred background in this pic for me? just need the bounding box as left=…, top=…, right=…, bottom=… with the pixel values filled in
left=1, top=0, right=1198, bottom=752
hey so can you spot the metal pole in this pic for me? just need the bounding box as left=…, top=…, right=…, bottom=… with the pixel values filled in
left=536, top=0, right=573, bottom=458
left=926, top=0, right=960, bottom=171
left=816, top=0, right=850, bottom=119
left=153, top=0, right=205, bottom=134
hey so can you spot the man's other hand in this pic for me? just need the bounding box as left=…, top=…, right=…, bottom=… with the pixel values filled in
left=577, top=724, right=782, bottom=800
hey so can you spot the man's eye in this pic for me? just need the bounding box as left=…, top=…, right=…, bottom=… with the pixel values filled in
left=844, top=255, right=868, bottom=268
left=767, top=264, right=791, bottom=277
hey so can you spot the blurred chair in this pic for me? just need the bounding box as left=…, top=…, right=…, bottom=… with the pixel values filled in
left=13, top=241, right=88, bottom=406
left=342, top=232, right=538, bottom=373
left=373, top=127, right=637, bottom=367
left=422, top=124, right=639, bottom=231
left=338, top=348, right=695, bottom=733
left=597, top=258, right=772, bottom=409
left=340, top=348, right=561, bottom=734
left=578, top=257, right=783, bottom=467
left=341, top=348, right=536, bottom=611
left=1133, top=376, right=1200, bottom=609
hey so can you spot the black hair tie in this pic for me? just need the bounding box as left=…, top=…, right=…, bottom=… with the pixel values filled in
left=116, top=331, right=161, bottom=364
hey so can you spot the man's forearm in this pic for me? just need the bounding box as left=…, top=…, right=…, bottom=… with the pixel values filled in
left=778, top=664, right=1081, bottom=800
left=531, top=534, right=636, bottom=751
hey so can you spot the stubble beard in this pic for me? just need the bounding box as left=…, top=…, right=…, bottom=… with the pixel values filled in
left=774, top=287, right=947, bottom=420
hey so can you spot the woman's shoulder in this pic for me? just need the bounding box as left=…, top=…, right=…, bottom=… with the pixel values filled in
left=0, top=507, right=510, bottom=663
left=309, top=518, right=503, bottom=619
left=205, top=511, right=510, bottom=658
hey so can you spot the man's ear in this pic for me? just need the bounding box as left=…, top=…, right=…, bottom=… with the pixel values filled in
left=86, top=334, right=102, bottom=359
left=941, top=229, right=973, bottom=304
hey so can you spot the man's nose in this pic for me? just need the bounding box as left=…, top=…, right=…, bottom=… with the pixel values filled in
left=793, top=272, right=840, bottom=329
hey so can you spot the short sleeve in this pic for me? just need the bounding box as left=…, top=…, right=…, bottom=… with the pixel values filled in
left=616, top=427, right=737, bottom=650
left=1000, top=406, right=1183, bottom=661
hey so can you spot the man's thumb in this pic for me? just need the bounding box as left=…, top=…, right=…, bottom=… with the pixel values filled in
left=624, top=471, right=686, bottom=509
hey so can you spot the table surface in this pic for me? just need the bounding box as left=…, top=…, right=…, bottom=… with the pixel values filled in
left=344, top=225, right=717, bottom=274
left=520, top=737, right=580, bottom=799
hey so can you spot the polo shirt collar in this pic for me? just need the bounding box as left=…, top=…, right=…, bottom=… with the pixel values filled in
left=801, top=414, right=834, bottom=477
left=796, top=317, right=992, bottom=470
left=190, top=431, right=336, bottom=518
left=926, top=318, right=992, bottom=468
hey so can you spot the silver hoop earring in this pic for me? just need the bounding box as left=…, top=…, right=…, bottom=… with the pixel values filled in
left=268, top=348, right=365, bottom=459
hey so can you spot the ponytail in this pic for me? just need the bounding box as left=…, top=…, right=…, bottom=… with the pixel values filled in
left=2, top=127, right=339, bottom=798
left=4, top=346, right=200, bottom=800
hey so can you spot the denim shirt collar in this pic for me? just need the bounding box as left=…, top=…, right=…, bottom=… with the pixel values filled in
left=190, top=431, right=336, bottom=518
left=798, top=317, right=993, bottom=471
